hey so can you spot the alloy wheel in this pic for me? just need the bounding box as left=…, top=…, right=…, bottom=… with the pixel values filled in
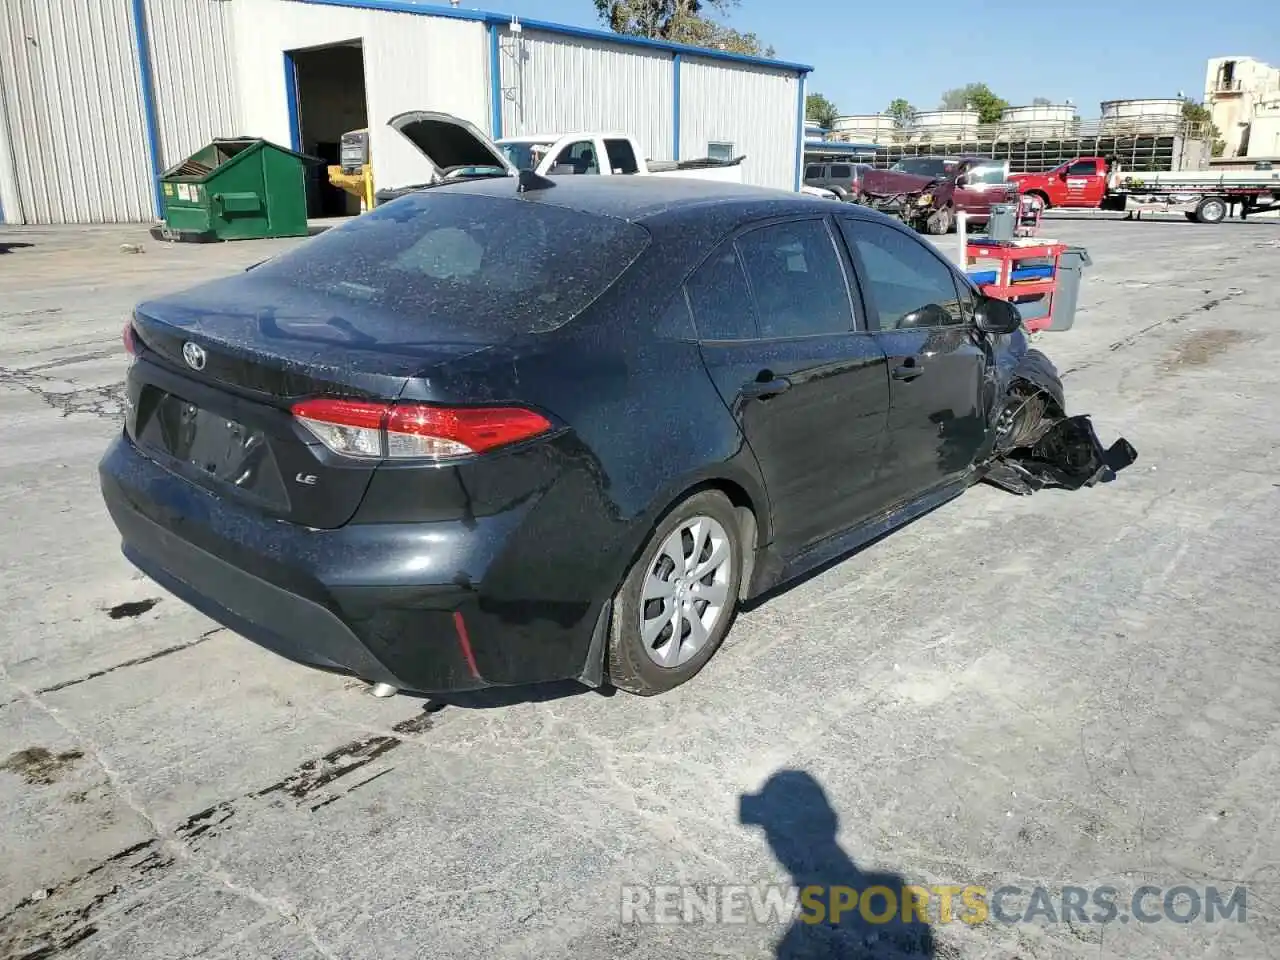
left=640, top=516, right=733, bottom=668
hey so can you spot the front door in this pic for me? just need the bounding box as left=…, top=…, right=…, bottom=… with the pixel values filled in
left=689, top=219, right=891, bottom=555
left=953, top=161, right=1012, bottom=219
left=837, top=218, right=988, bottom=504
left=1063, top=158, right=1101, bottom=206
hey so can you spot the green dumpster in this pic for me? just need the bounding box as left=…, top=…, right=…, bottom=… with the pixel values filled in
left=154, top=139, right=320, bottom=242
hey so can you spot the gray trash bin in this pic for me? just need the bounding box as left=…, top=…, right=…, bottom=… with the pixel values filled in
left=1045, top=246, right=1091, bottom=332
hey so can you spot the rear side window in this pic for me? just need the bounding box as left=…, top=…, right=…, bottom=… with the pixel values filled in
left=839, top=219, right=965, bottom=328
left=735, top=220, right=854, bottom=338
left=249, top=192, right=649, bottom=338
left=804, top=165, right=824, bottom=180
left=604, top=138, right=639, bottom=174
left=685, top=244, right=757, bottom=341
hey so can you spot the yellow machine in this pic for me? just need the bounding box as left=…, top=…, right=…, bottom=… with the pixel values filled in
left=327, top=128, right=375, bottom=211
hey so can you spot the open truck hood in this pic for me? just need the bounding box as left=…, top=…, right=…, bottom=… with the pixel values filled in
left=386, top=111, right=517, bottom=179
left=858, top=169, right=937, bottom=197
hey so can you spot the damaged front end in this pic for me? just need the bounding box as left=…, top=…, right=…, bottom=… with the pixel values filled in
left=857, top=186, right=943, bottom=231
left=980, top=349, right=1137, bottom=495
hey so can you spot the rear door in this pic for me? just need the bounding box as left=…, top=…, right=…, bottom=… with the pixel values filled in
left=837, top=217, right=988, bottom=504
left=690, top=218, right=890, bottom=555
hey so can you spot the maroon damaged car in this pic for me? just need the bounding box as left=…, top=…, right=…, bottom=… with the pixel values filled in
left=855, top=156, right=1019, bottom=234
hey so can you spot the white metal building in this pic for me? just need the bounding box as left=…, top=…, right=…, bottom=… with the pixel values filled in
left=0, top=0, right=811, bottom=225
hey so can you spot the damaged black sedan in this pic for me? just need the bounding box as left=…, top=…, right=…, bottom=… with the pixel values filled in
left=100, top=173, right=1133, bottom=700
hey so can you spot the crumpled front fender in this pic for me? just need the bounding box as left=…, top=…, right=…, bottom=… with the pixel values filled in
left=979, top=348, right=1137, bottom=495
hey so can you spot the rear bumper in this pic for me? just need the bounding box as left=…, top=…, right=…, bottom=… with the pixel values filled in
left=99, top=434, right=604, bottom=693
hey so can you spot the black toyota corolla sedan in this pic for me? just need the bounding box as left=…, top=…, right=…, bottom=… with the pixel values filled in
left=99, top=172, right=1080, bottom=698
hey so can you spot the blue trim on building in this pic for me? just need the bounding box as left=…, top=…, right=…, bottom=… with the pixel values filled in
left=283, top=53, right=303, bottom=152
left=128, top=0, right=165, bottom=217
left=672, top=53, right=681, bottom=161
left=488, top=23, right=503, bottom=137
left=292, top=0, right=814, bottom=74
left=793, top=75, right=805, bottom=191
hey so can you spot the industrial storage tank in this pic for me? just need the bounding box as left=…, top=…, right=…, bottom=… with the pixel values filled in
left=1099, top=98, right=1184, bottom=133
left=908, top=109, right=980, bottom=143
left=1000, top=103, right=1077, bottom=137
left=830, top=114, right=897, bottom=145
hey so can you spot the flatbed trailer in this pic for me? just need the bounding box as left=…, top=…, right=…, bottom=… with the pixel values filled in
left=1117, top=171, right=1280, bottom=223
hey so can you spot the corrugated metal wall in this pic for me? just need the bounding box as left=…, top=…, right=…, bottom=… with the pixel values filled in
left=0, top=0, right=153, bottom=223
left=680, top=57, right=800, bottom=191
left=145, top=0, right=241, bottom=173
left=232, top=0, right=489, bottom=195
left=498, top=29, right=674, bottom=162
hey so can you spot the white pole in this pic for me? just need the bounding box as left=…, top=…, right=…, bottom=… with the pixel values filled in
left=956, top=210, right=968, bottom=266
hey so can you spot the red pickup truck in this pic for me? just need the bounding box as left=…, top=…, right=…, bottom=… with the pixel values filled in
left=1009, top=156, right=1280, bottom=222
left=1008, top=157, right=1122, bottom=210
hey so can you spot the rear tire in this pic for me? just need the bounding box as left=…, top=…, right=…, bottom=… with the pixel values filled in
left=1194, top=197, right=1228, bottom=224
left=606, top=491, right=743, bottom=696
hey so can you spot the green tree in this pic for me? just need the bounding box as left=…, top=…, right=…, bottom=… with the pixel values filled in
left=938, top=83, right=1009, bottom=124
left=593, top=0, right=773, bottom=56
left=1182, top=99, right=1224, bottom=155
left=885, top=98, right=916, bottom=128
left=806, top=93, right=839, bottom=128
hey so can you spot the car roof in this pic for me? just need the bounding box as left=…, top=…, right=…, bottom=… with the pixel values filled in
left=434, top=174, right=837, bottom=224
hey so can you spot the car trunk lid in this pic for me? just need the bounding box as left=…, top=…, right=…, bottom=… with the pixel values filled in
left=128, top=271, right=491, bottom=530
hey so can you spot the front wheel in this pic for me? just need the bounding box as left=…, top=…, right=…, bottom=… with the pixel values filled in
left=925, top=206, right=953, bottom=235
left=606, top=491, right=743, bottom=696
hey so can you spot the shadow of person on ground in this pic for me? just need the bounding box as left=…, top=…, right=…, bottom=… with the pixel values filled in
left=0, top=241, right=34, bottom=254
left=741, top=770, right=935, bottom=959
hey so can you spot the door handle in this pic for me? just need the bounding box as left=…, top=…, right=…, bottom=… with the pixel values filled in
left=741, top=376, right=792, bottom=400
left=892, top=361, right=925, bottom=382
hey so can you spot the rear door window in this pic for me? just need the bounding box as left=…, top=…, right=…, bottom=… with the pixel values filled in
left=248, top=192, right=649, bottom=339
left=685, top=243, right=758, bottom=341
left=604, top=138, right=639, bottom=174
left=831, top=164, right=852, bottom=179
left=838, top=219, right=966, bottom=328
left=735, top=220, right=855, bottom=338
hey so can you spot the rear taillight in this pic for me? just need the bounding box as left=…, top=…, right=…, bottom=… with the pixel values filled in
left=122, top=322, right=138, bottom=356
left=291, top=399, right=552, bottom=461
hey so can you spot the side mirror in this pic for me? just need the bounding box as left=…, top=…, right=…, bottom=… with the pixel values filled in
left=974, top=297, right=1021, bottom=335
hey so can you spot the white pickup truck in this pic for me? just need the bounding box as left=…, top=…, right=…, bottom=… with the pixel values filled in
left=376, top=111, right=745, bottom=202
left=494, top=132, right=745, bottom=182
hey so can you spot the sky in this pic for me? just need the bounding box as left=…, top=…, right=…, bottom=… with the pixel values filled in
left=481, top=0, right=1279, bottom=119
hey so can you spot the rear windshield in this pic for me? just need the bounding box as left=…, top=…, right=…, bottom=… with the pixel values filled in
left=249, top=191, right=650, bottom=337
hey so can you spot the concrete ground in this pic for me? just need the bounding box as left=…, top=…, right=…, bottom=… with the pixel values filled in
left=1, top=212, right=1278, bottom=960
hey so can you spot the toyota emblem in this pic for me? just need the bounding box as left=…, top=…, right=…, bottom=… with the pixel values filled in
left=182, top=341, right=207, bottom=371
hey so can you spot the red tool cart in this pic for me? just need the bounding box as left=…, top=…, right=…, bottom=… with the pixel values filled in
left=966, top=238, right=1068, bottom=334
